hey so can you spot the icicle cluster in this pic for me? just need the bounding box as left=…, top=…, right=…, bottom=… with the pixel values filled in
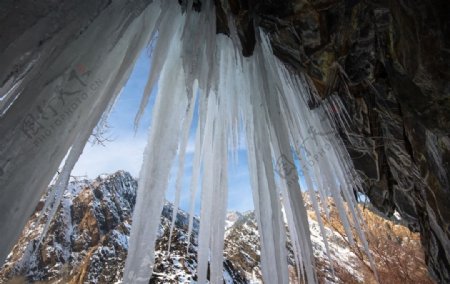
left=123, top=1, right=374, bottom=283
left=0, top=0, right=375, bottom=283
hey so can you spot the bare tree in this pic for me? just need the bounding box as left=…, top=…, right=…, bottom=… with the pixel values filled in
left=89, top=116, right=114, bottom=146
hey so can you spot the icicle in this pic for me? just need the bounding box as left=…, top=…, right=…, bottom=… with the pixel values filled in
left=33, top=150, right=71, bottom=231
left=134, top=1, right=179, bottom=129
left=196, top=91, right=218, bottom=283
left=36, top=11, right=155, bottom=248
left=242, top=53, right=290, bottom=284
left=0, top=1, right=155, bottom=264
left=302, top=169, right=336, bottom=278
left=253, top=30, right=317, bottom=283
left=186, top=105, right=203, bottom=253
left=35, top=144, right=79, bottom=247
left=168, top=88, right=197, bottom=252
left=123, top=11, right=190, bottom=283
left=208, top=95, right=229, bottom=284
left=280, top=190, right=306, bottom=284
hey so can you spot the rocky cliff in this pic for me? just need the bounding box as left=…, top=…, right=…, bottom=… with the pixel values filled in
left=0, top=172, right=137, bottom=283
left=224, top=195, right=434, bottom=284
left=216, top=0, right=450, bottom=281
left=0, top=171, right=212, bottom=283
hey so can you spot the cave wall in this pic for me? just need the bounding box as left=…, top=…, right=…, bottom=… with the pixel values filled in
left=222, top=0, right=449, bottom=281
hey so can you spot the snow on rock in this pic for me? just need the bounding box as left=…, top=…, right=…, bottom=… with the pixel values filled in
left=0, top=171, right=136, bottom=283
left=0, top=172, right=432, bottom=283
left=0, top=172, right=240, bottom=284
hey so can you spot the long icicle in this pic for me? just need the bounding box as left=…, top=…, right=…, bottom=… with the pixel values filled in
left=167, top=88, right=197, bottom=252
left=186, top=96, right=203, bottom=253
left=196, top=90, right=219, bottom=283
left=243, top=49, right=290, bottom=284
left=257, top=30, right=318, bottom=283
left=123, top=11, right=190, bottom=282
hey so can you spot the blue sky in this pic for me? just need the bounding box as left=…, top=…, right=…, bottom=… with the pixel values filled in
left=72, top=49, right=254, bottom=213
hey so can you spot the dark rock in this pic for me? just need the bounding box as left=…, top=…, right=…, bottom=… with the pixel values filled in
left=246, top=0, right=450, bottom=281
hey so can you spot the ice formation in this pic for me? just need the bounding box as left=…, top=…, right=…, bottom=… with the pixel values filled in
left=0, top=0, right=375, bottom=283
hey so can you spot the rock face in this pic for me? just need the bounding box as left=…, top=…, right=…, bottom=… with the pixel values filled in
left=220, top=0, right=450, bottom=281
left=0, top=171, right=137, bottom=283
left=224, top=196, right=434, bottom=284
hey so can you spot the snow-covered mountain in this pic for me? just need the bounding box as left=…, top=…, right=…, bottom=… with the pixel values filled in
left=0, top=171, right=242, bottom=283
left=0, top=171, right=136, bottom=283
left=0, top=171, right=433, bottom=283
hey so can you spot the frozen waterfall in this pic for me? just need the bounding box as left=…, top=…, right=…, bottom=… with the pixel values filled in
left=0, top=1, right=375, bottom=283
